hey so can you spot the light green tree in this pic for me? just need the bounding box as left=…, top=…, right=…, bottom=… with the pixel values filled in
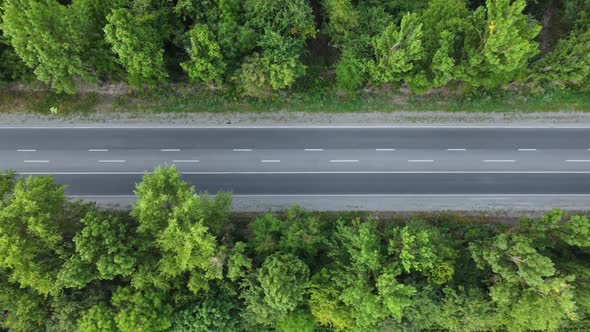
left=181, top=24, right=226, bottom=84
left=241, top=253, right=310, bottom=327
left=0, top=176, right=70, bottom=295
left=462, top=0, right=541, bottom=88
left=371, top=13, right=425, bottom=89
left=78, top=303, right=117, bottom=332
left=470, top=232, right=578, bottom=331
left=1, top=0, right=120, bottom=93
left=105, top=8, right=168, bottom=88
left=112, top=286, right=173, bottom=332
left=131, top=166, right=223, bottom=293
left=389, top=220, right=457, bottom=285
left=59, top=211, right=138, bottom=288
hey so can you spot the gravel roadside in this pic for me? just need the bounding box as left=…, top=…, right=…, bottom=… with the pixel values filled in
left=3, top=110, right=590, bottom=126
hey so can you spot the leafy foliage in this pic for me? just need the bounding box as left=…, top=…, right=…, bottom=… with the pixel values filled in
left=0, top=168, right=589, bottom=330
left=104, top=8, right=168, bottom=88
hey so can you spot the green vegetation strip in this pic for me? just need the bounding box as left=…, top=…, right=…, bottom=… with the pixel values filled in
left=1, top=0, right=590, bottom=104
left=0, top=167, right=589, bottom=331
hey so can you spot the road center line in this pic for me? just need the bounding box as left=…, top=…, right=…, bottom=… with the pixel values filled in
left=484, top=160, right=515, bottom=163
left=518, top=148, right=537, bottom=151
left=98, top=160, right=126, bottom=163
left=23, top=160, right=48, bottom=163
left=161, top=149, right=181, bottom=152
left=172, top=160, right=200, bottom=163
left=233, top=149, right=253, bottom=152
left=88, top=149, right=109, bottom=152
left=376, top=148, right=396, bottom=151
left=566, top=160, right=590, bottom=162
left=305, top=149, right=324, bottom=151
left=261, top=160, right=281, bottom=163
left=408, top=160, right=434, bottom=163
left=447, top=149, right=466, bottom=151
left=330, top=160, right=359, bottom=163
left=17, top=149, right=37, bottom=152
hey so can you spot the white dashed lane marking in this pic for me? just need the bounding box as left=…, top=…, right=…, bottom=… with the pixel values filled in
left=98, top=160, right=126, bottom=163
left=447, top=149, right=466, bottom=151
left=161, top=149, right=181, bottom=152
left=17, top=149, right=37, bottom=152
left=566, top=160, right=590, bottom=163
left=330, top=160, right=359, bottom=163
left=408, top=160, right=434, bottom=163
left=23, top=160, right=48, bottom=163
left=88, top=149, right=109, bottom=152
left=233, top=149, right=253, bottom=152
left=261, top=160, right=281, bottom=163
left=484, top=160, right=516, bottom=163
left=172, top=160, right=200, bottom=163
left=304, top=149, right=324, bottom=151
left=518, top=149, right=537, bottom=151
left=376, top=148, right=396, bottom=151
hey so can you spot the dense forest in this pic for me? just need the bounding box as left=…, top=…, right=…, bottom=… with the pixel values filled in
left=0, top=167, right=589, bottom=331
left=0, top=0, right=589, bottom=98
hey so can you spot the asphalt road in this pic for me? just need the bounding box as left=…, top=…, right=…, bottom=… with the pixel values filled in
left=2, top=127, right=590, bottom=197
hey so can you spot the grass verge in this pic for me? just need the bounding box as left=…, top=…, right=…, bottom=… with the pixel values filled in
left=1, top=86, right=590, bottom=115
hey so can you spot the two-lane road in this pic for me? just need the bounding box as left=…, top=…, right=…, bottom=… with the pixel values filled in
left=2, top=127, right=590, bottom=199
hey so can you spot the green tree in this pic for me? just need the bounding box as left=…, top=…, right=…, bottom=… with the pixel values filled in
left=105, top=8, right=168, bottom=88
left=78, top=303, right=117, bottom=332
left=181, top=24, right=226, bottom=84
left=111, top=286, right=173, bottom=332
left=463, top=0, right=541, bottom=88
left=0, top=176, right=70, bottom=295
left=0, top=277, right=48, bottom=332
left=420, top=0, right=471, bottom=87
left=371, top=13, right=425, bottom=90
left=470, top=232, right=578, bottom=330
left=241, top=253, right=310, bottom=327
left=131, top=166, right=223, bottom=293
left=59, top=211, right=138, bottom=288
left=1, top=0, right=120, bottom=92
left=171, top=294, right=243, bottom=332
left=530, top=27, right=590, bottom=90
left=237, top=0, right=315, bottom=97
left=389, top=220, right=457, bottom=285
left=2, top=0, right=90, bottom=93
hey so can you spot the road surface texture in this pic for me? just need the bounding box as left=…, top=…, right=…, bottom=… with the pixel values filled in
left=2, top=126, right=590, bottom=211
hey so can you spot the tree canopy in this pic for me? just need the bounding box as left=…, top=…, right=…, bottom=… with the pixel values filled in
left=1, top=167, right=588, bottom=331
left=0, top=0, right=586, bottom=95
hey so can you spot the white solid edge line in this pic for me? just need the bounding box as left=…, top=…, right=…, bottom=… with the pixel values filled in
left=408, top=160, right=434, bottom=162
left=330, top=160, right=359, bottom=163
left=376, top=148, right=396, bottom=151
left=23, top=160, right=49, bottom=163
left=566, top=160, right=590, bottom=162
left=88, top=149, right=109, bottom=152
left=261, top=160, right=281, bottom=163
left=447, top=149, right=466, bottom=151
left=6, top=125, right=590, bottom=129
left=518, top=148, right=537, bottom=151
left=20, top=170, right=590, bottom=175
left=304, top=149, right=324, bottom=151
left=161, top=149, right=181, bottom=152
left=484, top=160, right=516, bottom=163
left=233, top=149, right=253, bottom=152
left=172, top=160, right=200, bottom=163
left=17, top=149, right=37, bottom=152
left=98, top=160, right=126, bottom=163
left=65, top=194, right=590, bottom=198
